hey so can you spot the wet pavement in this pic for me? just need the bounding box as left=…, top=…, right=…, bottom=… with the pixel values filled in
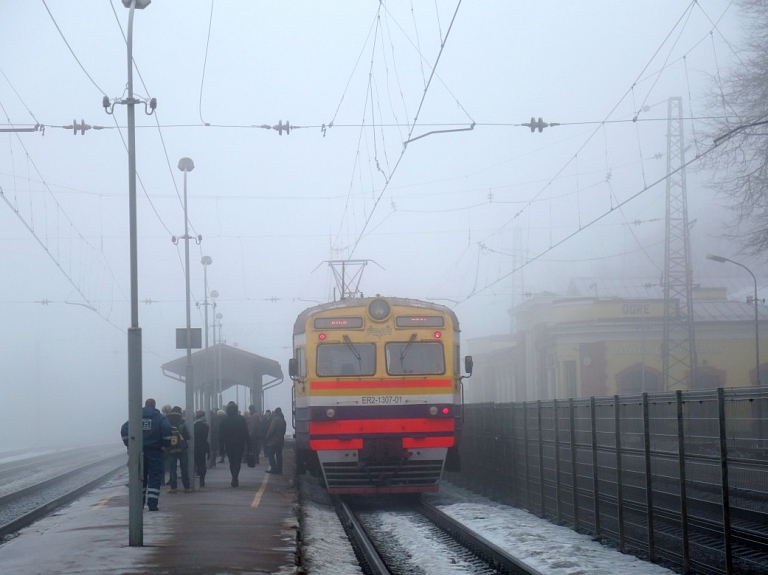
left=0, top=453, right=298, bottom=575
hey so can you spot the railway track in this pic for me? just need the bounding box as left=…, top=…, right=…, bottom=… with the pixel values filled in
left=0, top=452, right=126, bottom=540
left=333, top=495, right=544, bottom=575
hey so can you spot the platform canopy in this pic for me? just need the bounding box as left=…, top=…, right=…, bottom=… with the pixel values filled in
left=161, top=343, right=283, bottom=399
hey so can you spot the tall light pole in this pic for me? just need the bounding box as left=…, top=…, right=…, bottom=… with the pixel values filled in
left=707, top=254, right=761, bottom=386
left=112, top=0, right=151, bottom=548
left=210, top=290, right=219, bottom=408
left=201, top=256, right=212, bottom=348
left=201, top=257, right=212, bottom=411
left=178, top=157, right=196, bottom=487
left=216, top=311, right=223, bottom=406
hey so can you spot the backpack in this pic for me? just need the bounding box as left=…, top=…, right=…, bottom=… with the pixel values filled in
left=168, top=425, right=188, bottom=453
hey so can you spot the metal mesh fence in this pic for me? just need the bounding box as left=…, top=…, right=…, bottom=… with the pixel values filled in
left=446, top=387, right=768, bottom=575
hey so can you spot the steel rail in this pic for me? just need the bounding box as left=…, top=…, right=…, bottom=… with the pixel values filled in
left=0, top=447, right=118, bottom=485
left=418, top=500, right=545, bottom=575
left=0, top=455, right=125, bottom=539
left=0, top=453, right=125, bottom=509
left=332, top=496, right=390, bottom=575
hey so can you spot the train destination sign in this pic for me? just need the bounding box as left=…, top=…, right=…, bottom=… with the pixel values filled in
left=396, top=316, right=445, bottom=327
left=314, top=317, right=364, bottom=329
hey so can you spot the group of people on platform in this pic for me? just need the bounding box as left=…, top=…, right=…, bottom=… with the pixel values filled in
left=120, top=398, right=286, bottom=511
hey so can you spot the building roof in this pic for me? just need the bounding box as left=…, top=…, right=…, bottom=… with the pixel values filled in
left=161, top=343, right=283, bottom=393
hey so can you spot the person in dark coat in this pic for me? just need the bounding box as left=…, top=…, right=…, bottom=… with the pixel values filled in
left=166, top=406, right=191, bottom=493
left=264, top=407, right=287, bottom=475
left=218, top=402, right=251, bottom=487
left=193, top=410, right=210, bottom=488
left=209, top=409, right=223, bottom=467
left=121, top=398, right=171, bottom=511
left=260, top=409, right=272, bottom=458
left=246, top=405, right=262, bottom=464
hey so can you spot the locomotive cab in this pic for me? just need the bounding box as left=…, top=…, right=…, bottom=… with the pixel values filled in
left=291, top=297, right=465, bottom=494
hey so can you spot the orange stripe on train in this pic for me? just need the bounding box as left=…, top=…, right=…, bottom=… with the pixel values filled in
left=311, top=387, right=451, bottom=396
left=310, top=379, right=452, bottom=390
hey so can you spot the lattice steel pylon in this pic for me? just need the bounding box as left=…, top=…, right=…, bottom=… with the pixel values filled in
left=662, top=97, right=697, bottom=390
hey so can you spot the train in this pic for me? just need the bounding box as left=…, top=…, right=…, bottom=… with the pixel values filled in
left=289, top=296, right=472, bottom=495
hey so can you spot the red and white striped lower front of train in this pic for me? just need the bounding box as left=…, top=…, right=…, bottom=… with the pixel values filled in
left=294, top=379, right=461, bottom=495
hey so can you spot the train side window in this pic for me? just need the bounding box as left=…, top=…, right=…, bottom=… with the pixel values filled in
left=297, top=347, right=307, bottom=377
left=386, top=342, right=445, bottom=375
left=454, top=344, right=460, bottom=375
left=316, top=343, right=376, bottom=376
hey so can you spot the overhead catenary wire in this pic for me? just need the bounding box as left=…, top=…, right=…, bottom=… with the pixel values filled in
left=348, top=0, right=465, bottom=258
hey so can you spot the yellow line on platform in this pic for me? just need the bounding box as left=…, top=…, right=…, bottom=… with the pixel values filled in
left=251, top=473, right=270, bottom=508
left=93, top=496, right=112, bottom=509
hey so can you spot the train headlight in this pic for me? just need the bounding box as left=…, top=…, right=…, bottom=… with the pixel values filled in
left=368, top=298, right=390, bottom=321
left=429, top=406, right=438, bottom=416
left=326, top=408, right=336, bottom=419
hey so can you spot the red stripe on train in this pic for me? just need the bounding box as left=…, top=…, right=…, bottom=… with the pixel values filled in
left=310, top=437, right=453, bottom=450
left=310, top=439, right=364, bottom=450
left=309, top=418, right=454, bottom=435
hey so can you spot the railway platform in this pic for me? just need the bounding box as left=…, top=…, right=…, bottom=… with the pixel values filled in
left=0, top=451, right=298, bottom=575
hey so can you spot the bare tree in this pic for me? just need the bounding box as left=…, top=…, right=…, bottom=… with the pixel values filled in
left=704, top=0, right=768, bottom=256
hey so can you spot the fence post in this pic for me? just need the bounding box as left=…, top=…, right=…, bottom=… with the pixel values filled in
left=538, top=400, right=545, bottom=517
left=523, top=401, right=530, bottom=510
left=642, top=392, right=655, bottom=562
left=718, top=387, right=733, bottom=575
left=614, top=395, right=625, bottom=552
left=510, top=404, right=518, bottom=506
left=570, top=397, right=579, bottom=531
left=591, top=396, right=600, bottom=536
left=554, top=398, right=562, bottom=524
left=676, top=390, right=690, bottom=573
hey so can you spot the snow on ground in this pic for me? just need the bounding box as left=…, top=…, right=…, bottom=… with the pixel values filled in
left=426, top=483, right=675, bottom=575
left=299, top=477, right=363, bottom=575
left=299, top=477, right=675, bottom=575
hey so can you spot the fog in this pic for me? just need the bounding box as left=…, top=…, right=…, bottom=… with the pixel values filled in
left=0, top=2, right=747, bottom=451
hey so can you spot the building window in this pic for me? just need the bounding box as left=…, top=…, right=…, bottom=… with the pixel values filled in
left=692, top=367, right=724, bottom=390
left=616, top=363, right=663, bottom=394
left=563, top=360, right=578, bottom=398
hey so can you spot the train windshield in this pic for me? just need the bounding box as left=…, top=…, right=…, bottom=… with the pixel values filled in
left=316, top=342, right=376, bottom=376
left=385, top=341, right=445, bottom=375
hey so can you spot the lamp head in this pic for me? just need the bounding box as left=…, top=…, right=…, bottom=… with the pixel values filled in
left=706, top=254, right=728, bottom=263
left=177, top=157, right=195, bottom=172
left=122, top=0, right=151, bottom=8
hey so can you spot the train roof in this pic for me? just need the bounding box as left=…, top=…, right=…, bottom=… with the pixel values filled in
left=293, top=296, right=460, bottom=334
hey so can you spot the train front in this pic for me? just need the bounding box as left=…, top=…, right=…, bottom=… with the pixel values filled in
left=291, top=297, right=466, bottom=495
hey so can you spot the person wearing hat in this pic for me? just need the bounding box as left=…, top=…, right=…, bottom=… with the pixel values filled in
left=166, top=406, right=192, bottom=493
left=264, top=407, right=287, bottom=475
left=193, top=410, right=210, bottom=488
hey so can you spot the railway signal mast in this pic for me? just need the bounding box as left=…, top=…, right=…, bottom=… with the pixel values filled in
left=662, top=97, right=697, bottom=391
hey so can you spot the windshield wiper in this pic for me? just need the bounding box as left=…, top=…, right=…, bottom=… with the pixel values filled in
left=343, top=335, right=362, bottom=362
left=399, top=333, right=417, bottom=363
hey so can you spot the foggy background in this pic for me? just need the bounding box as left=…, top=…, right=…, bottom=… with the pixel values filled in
left=0, top=2, right=748, bottom=450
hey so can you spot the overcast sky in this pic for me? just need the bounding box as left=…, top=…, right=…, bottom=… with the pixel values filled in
left=0, top=1, right=747, bottom=448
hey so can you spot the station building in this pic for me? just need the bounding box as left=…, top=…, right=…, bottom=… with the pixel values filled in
left=465, top=279, right=768, bottom=403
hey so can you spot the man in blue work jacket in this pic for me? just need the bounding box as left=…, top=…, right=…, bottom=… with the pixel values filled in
left=121, top=398, right=172, bottom=511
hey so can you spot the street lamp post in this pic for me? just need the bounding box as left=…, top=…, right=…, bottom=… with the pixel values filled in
left=178, top=157, right=196, bottom=487
left=119, top=0, right=151, bottom=548
left=201, top=257, right=212, bottom=349
left=201, top=257, right=212, bottom=411
left=216, top=312, right=223, bottom=405
left=707, top=254, right=761, bottom=386
left=210, top=290, right=219, bottom=408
